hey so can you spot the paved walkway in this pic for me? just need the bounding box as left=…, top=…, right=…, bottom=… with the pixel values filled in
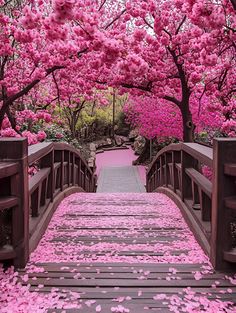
left=2, top=193, right=235, bottom=312
left=96, top=166, right=146, bottom=193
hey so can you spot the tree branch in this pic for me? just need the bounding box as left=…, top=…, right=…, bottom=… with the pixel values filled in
left=98, top=0, right=107, bottom=11
left=121, top=82, right=152, bottom=92
left=163, top=95, right=181, bottom=107
left=6, top=107, right=22, bottom=135
left=163, top=29, right=172, bottom=38
left=6, top=65, right=64, bottom=105
left=143, top=18, right=153, bottom=29
left=75, top=21, right=92, bottom=38
left=105, top=8, right=126, bottom=30
left=52, top=72, right=61, bottom=106
left=218, top=68, right=228, bottom=91
left=175, top=15, right=186, bottom=35
left=230, top=0, right=236, bottom=10
left=167, top=47, right=190, bottom=100
left=77, top=47, right=89, bottom=58
left=35, top=96, right=59, bottom=111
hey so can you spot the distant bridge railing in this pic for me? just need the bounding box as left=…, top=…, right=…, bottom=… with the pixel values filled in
left=0, top=138, right=96, bottom=267
left=147, top=138, right=236, bottom=270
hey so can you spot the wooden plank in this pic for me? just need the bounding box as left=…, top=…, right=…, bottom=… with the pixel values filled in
left=47, top=307, right=172, bottom=313
left=29, top=286, right=236, bottom=294
left=185, top=168, right=212, bottom=197
left=0, top=196, right=18, bottom=211
left=183, top=143, right=213, bottom=167
left=30, top=262, right=210, bottom=268
left=224, top=163, right=236, bottom=176
left=29, top=167, right=51, bottom=194
left=0, top=245, right=16, bottom=260
left=0, top=161, right=18, bottom=179
left=211, top=138, right=236, bottom=269
left=20, top=277, right=235, bottom=287
left=18, top=271, right=229, bottom=280
left=28, top=142, right=53, bottom=165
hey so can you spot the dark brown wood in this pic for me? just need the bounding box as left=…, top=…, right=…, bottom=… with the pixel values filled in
left=0, top=196, right=18, bottom=211
left=0, top=162, right=18, bottom=179
left=41, top=151, right=55, bottom=201
left=0, top=138, right=29, bottom=267
left=29, top=167, right=51, bottom=217
left=224, top=163, right=236, bottom=176
left=28, top=142, right=53, bottom=165
left=211, top=138, right=236, bottom=270
left=0, top=139, right=96, bottom=267
left=224, top=196, right=236, bottom=210
left=181, top=151, right=194, bottom=201
left=224, top=250, right=236, bottom=263
left=183, top=143, right=213, bottom=167
left=185, top=168, right=212, bottom=198
left=0, top=246, right=16, bottom=260
left=147, top=139, right=236, bottom=270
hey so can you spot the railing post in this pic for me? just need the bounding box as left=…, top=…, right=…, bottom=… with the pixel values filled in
left=181, top=150, right=194, bottom=202
left=211, top=138, right=236, bottom=270
left=173, top=151, right=181, bottom=193
left=78, top=158, right=82, bottom=187
left=72, top=153, right=75, bottom=186
left=60, top=151, right=64, bottom=191
left=0, top=138, right=29, bottom=267
left=41, top=150, right=54, bottom=202
left=84, top=167, right=87, bottom=191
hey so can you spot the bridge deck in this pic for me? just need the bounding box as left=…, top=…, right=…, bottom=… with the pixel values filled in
left=96, top=166, right=146, bottom=192
left=11, top=193, right=236, bottom=312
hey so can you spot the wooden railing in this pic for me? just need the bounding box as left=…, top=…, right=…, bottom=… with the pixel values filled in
left=0, top=138, right=96, bottom=267
left=147, top=138, right=236, bottom=270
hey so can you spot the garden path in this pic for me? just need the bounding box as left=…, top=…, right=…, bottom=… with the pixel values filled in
left=96, top=166, right=146, bottom=193
left=95, top=147, right=146, bottom=184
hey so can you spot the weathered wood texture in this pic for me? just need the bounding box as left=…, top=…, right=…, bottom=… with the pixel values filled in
left=17, top=194, right=236, bottom=312
left=0, top=139, right=96, bottom=267
left=147, top=139, right=236, bottom=270
left=18, top=263, right=236, bottom=313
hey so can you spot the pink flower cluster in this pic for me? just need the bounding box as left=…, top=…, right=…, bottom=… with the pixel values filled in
left=16, top=110, right=52, bottom=124
left=52, top=0, right=75, bottom=22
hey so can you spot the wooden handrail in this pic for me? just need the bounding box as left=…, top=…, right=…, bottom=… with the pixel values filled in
left=28, top=142, right=53, bottom=165
left=0, top=139, right=96, bottom=267
left=147, top=139, right=236, bottom=270
left=147, top=142, right=212, bottom=177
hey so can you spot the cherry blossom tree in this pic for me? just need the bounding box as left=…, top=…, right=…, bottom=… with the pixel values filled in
left=0, top=0, right=128, bottom=140
left=124, top=95, right=224, bottom=142
left=1, top=0, right=235, bottom=144
left=97, top=0, right=236, bottom=141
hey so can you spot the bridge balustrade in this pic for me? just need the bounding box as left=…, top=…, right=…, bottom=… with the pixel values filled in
left=0, top=138, right=96, bottom=267
left=147, top=138, right=236, bottom=270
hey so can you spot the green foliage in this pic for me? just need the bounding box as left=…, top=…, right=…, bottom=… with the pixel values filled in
left=44, top=124, right=70, bottom=142
left=76, top=110, right=96, bottom=129
left=194, top=128, right=225, bottom=146
left=45, top=124, right=82, bottom=149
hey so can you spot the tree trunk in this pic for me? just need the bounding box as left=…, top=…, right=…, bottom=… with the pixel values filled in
left=0, top=101, right=8, bottom=128
left=71, top=114, right=76, bottom=139
left=181, top=104, right=194, bottom=142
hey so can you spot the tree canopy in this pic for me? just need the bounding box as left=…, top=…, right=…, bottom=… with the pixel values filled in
left=0, top=0, right=235, bottom=143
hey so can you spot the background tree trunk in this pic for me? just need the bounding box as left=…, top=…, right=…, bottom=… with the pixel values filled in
left=181, top=105, right=194, bottom=142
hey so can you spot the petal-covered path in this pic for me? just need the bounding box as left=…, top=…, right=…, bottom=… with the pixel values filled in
left=96, top=167, right=146, bottom=193
left=1, top=193, right=236, bottom=312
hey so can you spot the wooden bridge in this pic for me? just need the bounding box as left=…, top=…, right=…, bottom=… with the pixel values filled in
left=0, top=138, right=236, bottom=312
